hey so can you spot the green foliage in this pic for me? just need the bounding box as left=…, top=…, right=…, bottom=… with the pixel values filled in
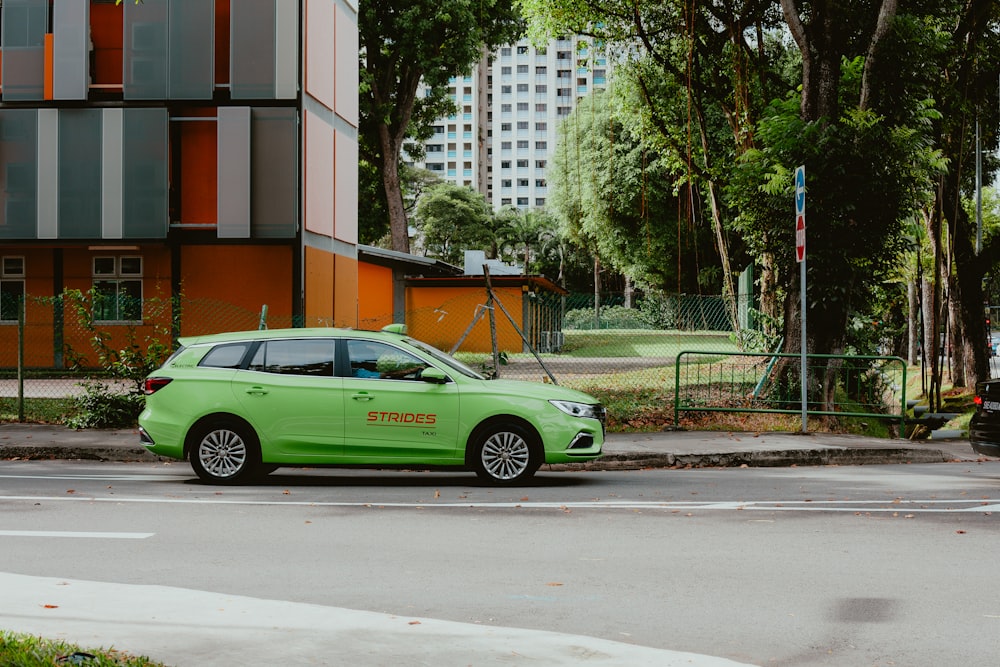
left=65, top=381, right=146, bottom=430
left=50, top=289, right=175, bottom=428
left=415, top=183, right=495, bottom=264
left=0, top=630, right=163, bottom=666
left=563, top=305, right=646, bottom=330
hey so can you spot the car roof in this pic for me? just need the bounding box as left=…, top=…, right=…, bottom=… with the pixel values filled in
left=177, top=327, right=406, bottom=347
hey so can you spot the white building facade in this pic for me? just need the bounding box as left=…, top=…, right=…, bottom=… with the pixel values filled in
left=415, top=36, right=609, bottom=211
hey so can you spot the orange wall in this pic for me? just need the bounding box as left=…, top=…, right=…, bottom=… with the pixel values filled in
left=406, top=286, right=524, bottom=354
left=90, top=3, right=124, bottom=87
left=304, top=246, right=334, bottom=325
left=358, top=262, right=393, bottom=330
left=334, top=255, right=359, bottom=328
left=180, top=245, right=293, bottom=334
left=179, top=109, right=218, bottom=225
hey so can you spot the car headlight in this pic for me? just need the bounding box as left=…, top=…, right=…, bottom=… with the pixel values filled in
left=549, top=400, right=600, bottom=420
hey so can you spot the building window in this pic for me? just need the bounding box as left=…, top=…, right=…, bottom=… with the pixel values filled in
left=535, top=141, right=548, bottom=150
left=500, top=47, right=511, bottom=56
left=517, top=83, right=529, bottom=93
left=501, top=141, right=512, bottom=149
left=517, top=197, right=529, bottom=206
left=501, top=160, right=511, bottom=169
left=535, top=104, right=547, bottom=112
left=517, top=65, right=529, bottom=74
left=517, top=102, right=529, bottom=111
left=501, top=66, right=511, bottom=75
left=517, top=45, right=529, bottom=55
left=536, top=122, right=548, bottom=131
left=536, top=179, right=547, bottom=187
left=1, top=257, right=26, bottom=323
left=502, top=180, right=512, bottom=188
left=517, top=159, right=529, bottom=168
left=92, top=257, right=143, bottom=323
left=501, top=85, right=512, bottom=94
left=536, top=85, right=547, bottom=93
left=501, top=123, right=511, bottom=131
left=517, top=121, right=529, bottom=130
left=518, top=179, right=529, bottom=187
left=536, top=66, right=547, bottom=75
left=535, top=198, right=546, bottom=206
left=501, top=104, right=512, bottom=112
left=536, top=160, right=547, bottom=169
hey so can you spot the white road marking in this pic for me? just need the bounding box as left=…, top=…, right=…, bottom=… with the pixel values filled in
left=0, top=530, right=154, bottom=539
left=0, top=495, right=995, bottom=513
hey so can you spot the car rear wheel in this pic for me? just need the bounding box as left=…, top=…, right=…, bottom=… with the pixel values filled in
left=189, top=418, right=261, bottom=484
left=472, top=422, right=539, bottom=484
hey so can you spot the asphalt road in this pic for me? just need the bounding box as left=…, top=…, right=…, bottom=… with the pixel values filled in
left=1, top=460, right=999, bottom=666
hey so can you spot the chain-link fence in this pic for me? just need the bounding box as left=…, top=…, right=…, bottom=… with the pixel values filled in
left=1, top=290, right=766, bottom=428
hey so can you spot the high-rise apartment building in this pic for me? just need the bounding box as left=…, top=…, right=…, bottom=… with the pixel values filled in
left=415, top=36, right=608, bottom=211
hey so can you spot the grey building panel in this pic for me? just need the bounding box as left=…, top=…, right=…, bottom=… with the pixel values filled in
left=274, top=0, right=299, bottom=99
left=0, top=110, right=39, bottom=239
left=217, top=107, right=252, bottom=239
left=231, top=0, right=276, bottom=99
left=168, top=0, right=215, bottom=99
left=102, top=109, right=125, bottom=239
left=123, top=0, right=168, bottom=100
left=58, top=110, right=103, bottom=239
left=36, top=110, right=59, bottom=239
left=251, top=108, right=298, bottom=238
left=53, top=0, right=90, bottom=100
left=1, top=0, right=49, bottom=101
left=122, top=109, right=169, bottom=238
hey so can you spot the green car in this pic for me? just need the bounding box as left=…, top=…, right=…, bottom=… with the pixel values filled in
left=139, top=326, right=605, bottom=485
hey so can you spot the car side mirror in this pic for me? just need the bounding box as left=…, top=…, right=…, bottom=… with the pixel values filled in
left=419, top=367, right=449, bottom=384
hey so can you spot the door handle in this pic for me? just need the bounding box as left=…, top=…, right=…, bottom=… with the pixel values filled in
left=245, top=387, right=268, bottom=395
left=351, top=392, right=374, bottom=401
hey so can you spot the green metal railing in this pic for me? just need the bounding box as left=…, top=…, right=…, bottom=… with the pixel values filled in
left=673, top=351, right=907, bottom=433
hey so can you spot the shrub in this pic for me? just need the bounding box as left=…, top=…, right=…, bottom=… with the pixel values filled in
left=65, top=381, right=146, bottom=430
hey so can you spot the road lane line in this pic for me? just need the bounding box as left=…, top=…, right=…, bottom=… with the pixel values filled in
left=0, top=530, right=154, bottom=539
left=0, top=495, right=996, bottom=513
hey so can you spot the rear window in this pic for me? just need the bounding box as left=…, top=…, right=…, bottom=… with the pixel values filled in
left=248, top=339, right=335, bottom=376
left=198, top=342, right=251, bottom=369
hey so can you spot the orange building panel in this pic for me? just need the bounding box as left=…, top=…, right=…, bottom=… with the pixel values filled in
left=333, top=254, right=358, bottom=328
left=406, top=286, right=524, bottom=354
left=357, top=262, right=393, bottom=330
left=304, top=246, right=334, bottom=325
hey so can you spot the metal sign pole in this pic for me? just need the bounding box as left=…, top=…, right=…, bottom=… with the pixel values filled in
left=794, top=165, right=807, bottom=433
left=800, top=253, right=807, bottom=433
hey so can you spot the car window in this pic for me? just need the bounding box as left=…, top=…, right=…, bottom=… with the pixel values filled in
left=405, top=338, right=484, bottom=380
left=248, top=339, right=334, bottom=376
left=347, top=340, right=429, bottom=380
left=198, top=342, right=250, bottom=369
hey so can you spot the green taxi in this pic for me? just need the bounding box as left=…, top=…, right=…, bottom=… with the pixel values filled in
left=139, top=326, right=605, bottom=485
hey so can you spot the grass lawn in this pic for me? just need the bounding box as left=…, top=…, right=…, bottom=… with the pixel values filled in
left=0, top=631, right=164, bottom=666
left=560, top=329, right=737, bottom=357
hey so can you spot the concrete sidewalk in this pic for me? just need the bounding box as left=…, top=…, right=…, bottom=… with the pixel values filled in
left=0, top=422, right=983, bottom=468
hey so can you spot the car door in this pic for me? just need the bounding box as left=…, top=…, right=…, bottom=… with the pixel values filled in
left=231, top=338, right=344, bottom=460
left=340, top=338, right=461, bottom=462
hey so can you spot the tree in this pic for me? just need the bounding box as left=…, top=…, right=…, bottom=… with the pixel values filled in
left=359, top=0, right=522, bottom=253
left=414, top=183, right=494, bottom=265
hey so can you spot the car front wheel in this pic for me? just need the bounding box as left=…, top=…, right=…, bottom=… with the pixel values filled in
left=472, top=422, right=540, bottom=484
left=189, top=418, right=261, bottom=484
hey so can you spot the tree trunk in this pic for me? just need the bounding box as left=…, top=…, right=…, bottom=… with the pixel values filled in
left=907, top=279, right=919, bottom=366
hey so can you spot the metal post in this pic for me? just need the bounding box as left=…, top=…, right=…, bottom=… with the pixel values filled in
left=17, top=294, right=25, bottom=423
left=800, top=257, right=807, bottom=433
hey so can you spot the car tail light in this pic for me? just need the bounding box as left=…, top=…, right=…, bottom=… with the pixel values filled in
left=144, top=377, right=173, bottom=395
left=974, top=395, right=983, bottom=407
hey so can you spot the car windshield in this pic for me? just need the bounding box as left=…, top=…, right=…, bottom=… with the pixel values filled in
left=404, top=338, right=486, bottom=380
